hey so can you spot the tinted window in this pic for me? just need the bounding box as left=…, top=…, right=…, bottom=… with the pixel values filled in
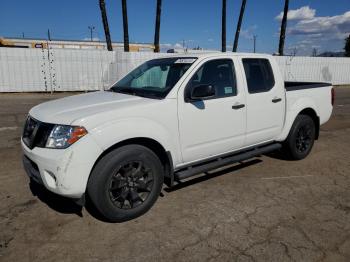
left=242, top=58, right=275, bottom=93
left=187, top=59, right=237, bottom=99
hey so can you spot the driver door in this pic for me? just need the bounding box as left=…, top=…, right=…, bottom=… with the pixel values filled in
left=178, top=58, right=246, bottom=164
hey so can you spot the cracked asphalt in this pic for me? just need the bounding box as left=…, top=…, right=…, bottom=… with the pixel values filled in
left=0, top=87, right=349, bottom=262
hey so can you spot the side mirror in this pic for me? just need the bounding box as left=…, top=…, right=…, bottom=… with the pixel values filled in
left=190, top=84, right=216, bottom=100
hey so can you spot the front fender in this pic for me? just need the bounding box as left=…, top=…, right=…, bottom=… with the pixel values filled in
left=89, top=117, right=182, bottom=165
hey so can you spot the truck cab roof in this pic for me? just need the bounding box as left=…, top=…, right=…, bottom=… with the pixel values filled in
left=161, top=52, right=274, bottom=60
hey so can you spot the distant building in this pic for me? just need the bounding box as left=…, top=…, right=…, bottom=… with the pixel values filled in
left=0, top=37, right=154, bottom=52
left=317, top=51, right=345, bottom=57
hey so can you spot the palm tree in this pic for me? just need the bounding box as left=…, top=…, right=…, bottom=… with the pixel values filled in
left=99, top=0, right=113, bottom=51
left=345, top=34, right=350, bottom=57
left=121, top=0, right=129, bottom=52
left=232, top=0, right=247, bottom=52
left=153, top=0, right=162, bottom=52
left=221, top=0, right=226, bottom=52
left=278, top=0, right=289, bottom=56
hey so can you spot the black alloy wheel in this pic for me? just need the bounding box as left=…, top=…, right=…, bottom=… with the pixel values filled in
left=87, top=144, right=164, bottom=222
left=283, top=114, right=316, bottom=160
left=295, top=124, right=313, bottom=153
left=109, top=161, right=154, bottom=209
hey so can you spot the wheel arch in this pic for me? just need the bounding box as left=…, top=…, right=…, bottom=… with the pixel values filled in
left=89, top=137, right=174, bottom=187
left=277, top=98, right=320, bottom=142
left=298, top=108, right=320, bottom=140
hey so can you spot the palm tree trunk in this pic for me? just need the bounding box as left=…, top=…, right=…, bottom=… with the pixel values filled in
left=99, top=0, right=113, bottom=51
left=278, top=0, right=289, bottom=56
left=232, top=0, right=247, bottom=52
left=153, top=0, right=162, bottom=53
left=121, top=0, right=129, bottom=52
left=221, top=0, right=226, bottom=52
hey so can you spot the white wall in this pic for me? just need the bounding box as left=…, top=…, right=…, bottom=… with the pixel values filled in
left=0, top=47, right=349, bottom=92
left=0, top=47, right=116, bottom=92
left=275, top=56, right=350, bottom=85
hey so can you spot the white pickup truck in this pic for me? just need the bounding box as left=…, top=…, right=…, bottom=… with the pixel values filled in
left=22, top=53, right=334, bottom=222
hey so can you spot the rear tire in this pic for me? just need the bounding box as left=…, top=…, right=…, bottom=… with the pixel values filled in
left=87, top=145, right=164, bottom=222
left=283, top=114, right=316, bottom=160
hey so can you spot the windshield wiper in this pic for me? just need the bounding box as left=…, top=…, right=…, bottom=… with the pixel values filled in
left=110, top=86, right=138, bottom=95
left=110, top=86, right=162, bottom=99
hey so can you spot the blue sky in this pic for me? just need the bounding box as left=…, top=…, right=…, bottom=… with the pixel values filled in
left=0, top=0, right=349, bottom=55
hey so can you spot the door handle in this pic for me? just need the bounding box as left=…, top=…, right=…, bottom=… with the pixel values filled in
left=232, top=104, right=245, bottom=109
left=272, top=97, right=282, bottom=103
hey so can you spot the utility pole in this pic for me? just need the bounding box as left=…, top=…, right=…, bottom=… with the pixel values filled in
left=88, top=26, right=95, bottom=42
left=22, top=32, right=25, bottom=39
left=47, top=29, right=51, bottom=41
left=253, top=35, right=257, bottom=53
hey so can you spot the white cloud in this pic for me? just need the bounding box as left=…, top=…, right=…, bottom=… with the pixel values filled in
left=278, top=7, right=350, bottom=54
left=285, top=42, right=309, bottom=56
left=298, top=39, right=312, bottom=45
left=207, top=38, right=214, bottom=42
left=83, top=37, right=100, bottom=41
left=288, top=11, right=350, bottom=40
left=174, top=43, right=183, bottom=48
left=240, top=25, right=257, bottom=39
left=160, top=43, right=172, bottom=48
left=285, top=40, right=323, bottom=56
left=159, top=43, right=184, bottom=49
left=276, top=6, right=315, bottom=21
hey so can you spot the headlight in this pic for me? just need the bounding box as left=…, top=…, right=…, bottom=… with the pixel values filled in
left=46, top=125, right=88, bottom=149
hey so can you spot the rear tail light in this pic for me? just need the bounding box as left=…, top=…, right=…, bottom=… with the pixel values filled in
left=331, top=88, right=335, bottom=106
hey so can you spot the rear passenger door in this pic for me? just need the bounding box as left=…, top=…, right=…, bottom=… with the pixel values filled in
left=178, top=58, right=246, bottom=163
left=242, top=58, right=285, bottom=146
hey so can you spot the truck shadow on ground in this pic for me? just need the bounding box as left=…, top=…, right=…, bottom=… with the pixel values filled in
left=28, top=158, right=264, bottom=221
left=264, top=150, right=294, bottom=161
left=164, top=158, right=263, bottom=192
left=29, top=180, right=83, bottom=217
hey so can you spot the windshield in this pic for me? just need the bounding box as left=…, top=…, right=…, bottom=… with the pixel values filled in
left=110, top=57, right=197, bottom=99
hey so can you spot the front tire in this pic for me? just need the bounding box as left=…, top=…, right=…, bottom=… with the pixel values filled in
left=283, top=114, right=316, bottom=160
left=87, top=145, right=164, bottom=222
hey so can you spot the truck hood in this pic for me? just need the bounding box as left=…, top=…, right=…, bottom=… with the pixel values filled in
left=29, top=91, right=149, bottom=125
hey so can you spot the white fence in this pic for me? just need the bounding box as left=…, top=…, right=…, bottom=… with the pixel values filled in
left=0, top=47, right=349, bottom=92
left=0, top=48, right=115, bottom=92
left=275, top=56, right=350, bottom=85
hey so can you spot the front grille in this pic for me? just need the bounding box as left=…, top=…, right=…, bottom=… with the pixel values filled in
left=22, top=116, right=54, bottom=149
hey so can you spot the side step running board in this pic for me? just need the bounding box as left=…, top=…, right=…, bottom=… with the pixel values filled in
left=174, top=143, right=281, bottom=181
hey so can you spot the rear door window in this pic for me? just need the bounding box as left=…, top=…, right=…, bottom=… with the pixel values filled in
left=242, top=58, right=275, bottom=93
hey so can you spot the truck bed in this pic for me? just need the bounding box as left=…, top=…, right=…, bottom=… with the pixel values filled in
left=285, top=81, right=331, bottom=91
left=284, top=81, right=333, bottom=129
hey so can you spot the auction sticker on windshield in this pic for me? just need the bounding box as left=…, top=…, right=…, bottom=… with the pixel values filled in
left=174, top=58, right=196, bottom=64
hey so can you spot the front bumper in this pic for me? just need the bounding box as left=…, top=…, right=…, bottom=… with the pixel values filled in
left=23, top=154, right=44, bottom=185
left=21, top=134, right=103, bottom=198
